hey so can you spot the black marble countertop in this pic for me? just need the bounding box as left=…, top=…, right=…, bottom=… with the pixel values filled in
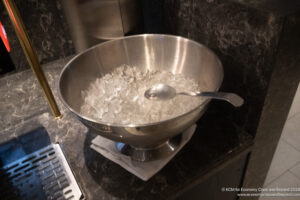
left=0, top=58, right=253, bottom=199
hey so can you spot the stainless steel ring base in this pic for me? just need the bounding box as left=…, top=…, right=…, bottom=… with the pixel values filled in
left=116, top=134, right=182, bottom=162
left=58, top=34, right=224, bottom=159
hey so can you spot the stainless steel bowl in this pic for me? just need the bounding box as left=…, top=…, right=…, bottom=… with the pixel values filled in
left=58, top=34, right=223, bottom=160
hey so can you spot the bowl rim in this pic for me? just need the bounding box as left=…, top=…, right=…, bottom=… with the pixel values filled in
left=57, top=34, right=224, bottom=128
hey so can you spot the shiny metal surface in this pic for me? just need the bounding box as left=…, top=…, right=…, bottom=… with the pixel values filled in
left=58, top=34, right=224, bottom=150
left=62, top=0, right=142, bottom=52
left=145, top=83, right=177, bottom=100
left=78, top=0, right=124, bottom=39
left=0, top=144, right=82, bottom=199
left=116, top=133, right=182, bottom=161
left=119, top=0, right=141, bottom=35
left=145, top=83, right=244, bottom=107
left=186, top=92, right=244, bottom=107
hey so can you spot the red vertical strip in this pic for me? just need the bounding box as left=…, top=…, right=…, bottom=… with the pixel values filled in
left=0, top=21, right=10, bottom=52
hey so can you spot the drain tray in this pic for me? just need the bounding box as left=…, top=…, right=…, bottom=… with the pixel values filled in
left=0, top=144, right=82, bottom=200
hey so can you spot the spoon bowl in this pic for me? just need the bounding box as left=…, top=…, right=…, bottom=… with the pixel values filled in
left=144, top=83, right=177, bottom=100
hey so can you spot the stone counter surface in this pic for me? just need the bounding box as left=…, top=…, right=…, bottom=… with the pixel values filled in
left=0, top=58, right=253, bottom=199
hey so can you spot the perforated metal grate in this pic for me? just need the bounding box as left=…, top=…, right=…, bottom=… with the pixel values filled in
left=0, top=144, right=82, bottom=200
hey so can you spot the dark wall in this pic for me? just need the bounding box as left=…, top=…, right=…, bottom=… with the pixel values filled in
left=162, top=0, right=284, bottom=137
left=242, top=12, right=300, bottom=195
left=0, top=0, right=74, bottom=72
left=141, top=0, right=163, bottom=33
left=231, top=0, right=300, bottom=15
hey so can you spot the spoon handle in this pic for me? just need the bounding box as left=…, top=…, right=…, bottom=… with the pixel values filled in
left=178, top=91, right=244, bottom=107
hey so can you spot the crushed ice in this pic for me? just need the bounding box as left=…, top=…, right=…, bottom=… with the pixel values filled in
left=80, top=64, right=204, bottom=125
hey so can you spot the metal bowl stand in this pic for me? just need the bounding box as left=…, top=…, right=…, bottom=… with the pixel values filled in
left=115, top=134, right=183, bottom=162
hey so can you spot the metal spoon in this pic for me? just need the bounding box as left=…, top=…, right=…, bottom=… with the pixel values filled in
left=144, top=83, right=244, bottom=107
